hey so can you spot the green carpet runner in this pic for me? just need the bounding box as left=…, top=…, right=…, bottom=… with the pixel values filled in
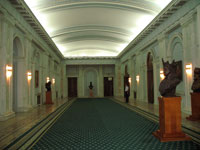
left=32, top=98, right=200, bottom=150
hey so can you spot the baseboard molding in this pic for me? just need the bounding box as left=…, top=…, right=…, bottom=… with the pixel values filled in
left=0, top=112, right=15, bottom=121
left=110, top=97, right=200, bottom=145
left=3, top=99, right=76, bottom=150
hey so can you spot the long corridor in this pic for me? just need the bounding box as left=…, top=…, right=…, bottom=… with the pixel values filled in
left=30, top=98, right=199, bottom=150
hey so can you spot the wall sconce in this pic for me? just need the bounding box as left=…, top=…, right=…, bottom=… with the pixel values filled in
left=46, top=77, right=50, bottom=83
left=6, top=65, right=12, bottom=78
left=27, top=72, right=32, bottom=80
left=52, top=78, right=55, bottom=84
left=108, top=77, right=112, bottom=81
left=136, top=75, right=140, bottom=82
left=160, top=70, right=165, bottom=80
left=128, top=77, right=131, bottom=84
left=185, top=64, right=192, bottom=75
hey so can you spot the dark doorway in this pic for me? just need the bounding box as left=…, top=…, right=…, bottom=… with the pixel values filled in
left=104, top=77, right=113, bottom=96
left=147, top=53, right=154, bottom=104
left=68, top=77, right=77, bottom=97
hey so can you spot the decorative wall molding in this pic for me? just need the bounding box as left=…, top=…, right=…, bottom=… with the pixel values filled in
left=65, top=58, right=116, bottom=65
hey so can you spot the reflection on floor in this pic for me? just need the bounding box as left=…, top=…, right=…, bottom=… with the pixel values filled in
left=113, top=97, right=200, bottom=142
left=0, top=98, right=71, bottom=150
left=0, top=97, right=199, bottom=149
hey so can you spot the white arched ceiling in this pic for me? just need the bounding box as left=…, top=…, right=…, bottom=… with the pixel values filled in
left=24, top=0, right=172, bottom=58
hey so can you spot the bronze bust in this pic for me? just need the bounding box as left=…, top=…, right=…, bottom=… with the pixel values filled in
left=159, top=59, right=181, bottom=97
left=89, top=82, right=93, bottom=90
left=191, top=67, right=200, bottom=93
left=45, top=81, right=51, bottom=91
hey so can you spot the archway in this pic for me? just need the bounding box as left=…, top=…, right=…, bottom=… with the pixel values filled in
left=13, top=37, right=25, bottom=112
left=147, top=52, right=154, bottom=104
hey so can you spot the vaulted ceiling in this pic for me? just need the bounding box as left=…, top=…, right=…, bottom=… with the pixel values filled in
left=24, top=0, right=172, bottom=58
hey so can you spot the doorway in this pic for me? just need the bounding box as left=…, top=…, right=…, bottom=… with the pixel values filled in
left=147, top=52, right=154, bottom=104
left=68, top=77, right=77, bottom=97
left=104, top=77, right=113, bottom=96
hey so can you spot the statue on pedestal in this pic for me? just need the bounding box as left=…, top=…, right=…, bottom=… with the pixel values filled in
left=45, top=81, right=53, bottom=104
left=154, top=59, right=191, bottom=142
left=45, top=81, right=51, bottom=91
left=186, top=67, right=200, bottom=121
left=191, top=67, right=200, bottom=93
left=89, top=82, right=93, bottom=97
left=159, top=59, right=181, bottom=97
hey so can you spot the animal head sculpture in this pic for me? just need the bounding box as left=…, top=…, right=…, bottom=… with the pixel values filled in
left=162, top=58, right=177, bottom=77
left=159, top=59, right=181, bottom=97
left=191, top=67, right=200, bottom=93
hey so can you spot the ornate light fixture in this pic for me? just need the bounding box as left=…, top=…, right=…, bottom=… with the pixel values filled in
left=46, top=77, right=50, bottom=83
left=128, top=77, right=131, bottom=84
left=52, top=78, right=55, bottom=84
left=160, top=70, right=165, bottom=80
left=6, top=65, right=12, bottom=78
left=27, top=72, right=32, bottom=80
left=136, top=75, right=140, bottom=82
left=185, top=64, right=192, bottom=75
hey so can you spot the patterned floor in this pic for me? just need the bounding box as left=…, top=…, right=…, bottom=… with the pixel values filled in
left=32, top=98, right=200, bottom=150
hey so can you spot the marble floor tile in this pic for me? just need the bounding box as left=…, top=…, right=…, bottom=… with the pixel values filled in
left=0, top=98, right=71, bottom=149
left=114, top=97, right=200, bottom=133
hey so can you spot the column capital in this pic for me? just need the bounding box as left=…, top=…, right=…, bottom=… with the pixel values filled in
left=25, top=34, right=33, bottom=42
left=0, top=13, right=15, bottom=27
left=157, top=33, right=167, bottom=42
left=180, top=10, right=195, bottom=27
left=196, top=4, right=200, bottom=12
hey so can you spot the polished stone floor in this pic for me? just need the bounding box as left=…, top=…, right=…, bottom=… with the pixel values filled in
left=114, top=97, right=200, bottom=133
left=0, top=98, right=70, bottom=150
left=0, top=97, right=199, bottom=149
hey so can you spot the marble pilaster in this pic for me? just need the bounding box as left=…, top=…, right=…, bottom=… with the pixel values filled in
left=196, top=5, right=200, bottom=66
left=128, top=57, right=133, bottom=100
left=0, top=15, right=15, bottom=120
left=98, top=66, right=104, bottom=97
left=180, top=13, right=195, bottom=113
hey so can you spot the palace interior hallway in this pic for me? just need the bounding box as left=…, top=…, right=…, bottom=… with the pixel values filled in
left=1, top=0, right=200, bottom=149
left=0, top=97, right=200, bottom=149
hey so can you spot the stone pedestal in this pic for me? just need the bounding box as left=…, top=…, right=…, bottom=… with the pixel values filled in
left=89, top=89, right=93, bottom=97
left=46, top=91, right=53, bottom=104
left=153, top=97, right=191, bottom=142
left=186, top=93, right=200, bottom=121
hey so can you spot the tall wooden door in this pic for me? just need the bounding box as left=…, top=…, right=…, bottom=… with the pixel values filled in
left=68, top=77, right=77, bottom=97
left=104, top=77, right=113, bottom=96
left=147, top=53, right=154, bottom=104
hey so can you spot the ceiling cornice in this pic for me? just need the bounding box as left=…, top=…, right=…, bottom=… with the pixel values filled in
left=117, top=0, right=188, bottom=58
left=64, top=56, right=117, bottom=65
left=8, top=0, right=64, bottom=59
left=7, top=0, right=189, bottom=60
